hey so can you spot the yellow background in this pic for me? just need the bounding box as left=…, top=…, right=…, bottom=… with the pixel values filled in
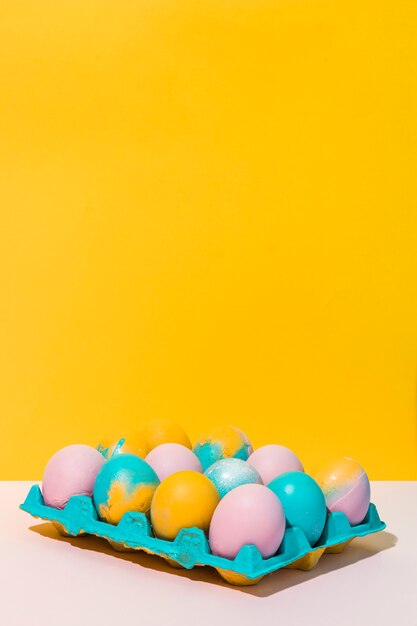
left=1, top=0, right=417, bottom=480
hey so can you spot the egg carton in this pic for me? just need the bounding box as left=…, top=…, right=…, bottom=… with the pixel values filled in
left=20, top=484, right=386, bottom=586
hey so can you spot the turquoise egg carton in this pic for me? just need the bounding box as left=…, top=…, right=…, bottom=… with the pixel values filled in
left=20, top=484, right=386, bottom=585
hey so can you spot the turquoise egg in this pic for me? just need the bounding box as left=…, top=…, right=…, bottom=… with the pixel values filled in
left=93, top=453, right=159, bottom=525
left=205, top=458, right=262, bottom=498
left=268, top=471, right=327, bottom=546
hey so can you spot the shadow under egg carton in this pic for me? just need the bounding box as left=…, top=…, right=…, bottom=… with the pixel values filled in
left=20, top=485, right=386, bottom=586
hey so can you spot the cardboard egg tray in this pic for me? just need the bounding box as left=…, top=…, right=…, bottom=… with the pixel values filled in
left=21, top=484, right=386, bottom=586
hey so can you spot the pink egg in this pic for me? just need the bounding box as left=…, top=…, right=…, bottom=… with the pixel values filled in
left=145, top=443, right=203, bottom=481
left=209, top=483, right=286, bottom=559
left=42, top=444, right=105, bottom=509
left=248, top=444, right=303, bottom=484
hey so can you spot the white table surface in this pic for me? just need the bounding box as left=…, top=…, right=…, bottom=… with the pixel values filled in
left=2, top=481, right=416, bottom=626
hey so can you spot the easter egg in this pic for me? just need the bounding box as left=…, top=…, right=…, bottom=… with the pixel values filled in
left=313, top=456, right=370, bottom=525
left=209, top=483, right=285, bottom=559
left=150, top=470, right=220, bottom=540
left=93, top=454, right=160, bottom=525
left=205, top=458, right=263, bottom=498
left=42, top=444, right=105, bottom=509
left=234, top=427, right=254, bottom=455
left=140, top=418, right=192, bottom=450
left=97, top=431, right=150, bottom=459
left=268, top=471, right=327, bottom=545
left=193, top=425, right=252, bottom=471
left=145, top=443, right=203, bottom=481
left=247, top=444, right=303, bottom=484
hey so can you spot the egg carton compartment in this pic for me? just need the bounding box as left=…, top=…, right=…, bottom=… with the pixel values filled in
left=20, top=484, right=386, bottom=586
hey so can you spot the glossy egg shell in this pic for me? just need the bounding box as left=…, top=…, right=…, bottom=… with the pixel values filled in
left=268, top=471, right=327, bottom=545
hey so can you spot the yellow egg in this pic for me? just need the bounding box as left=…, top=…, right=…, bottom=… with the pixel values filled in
left=150, top=470, right=220, bottom=540
left=140, top=418, right=192, bottom=450
left=97, top=431, right=150, bottom=460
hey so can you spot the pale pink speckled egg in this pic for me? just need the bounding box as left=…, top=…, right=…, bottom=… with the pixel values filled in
left=42, top=444, right=105, bottom=509
left=145, top=443, right=203, bottom=481
left=209, top=483, right=286, bottom=559
left=247, top=444, right=303, bottom=484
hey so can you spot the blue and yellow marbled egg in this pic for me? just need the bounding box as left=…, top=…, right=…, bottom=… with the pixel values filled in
left=193, top=425, right=252, bottom=471
left=205, top=458, right=263, bottom=498
left=93, top=453, right=160, bottom=525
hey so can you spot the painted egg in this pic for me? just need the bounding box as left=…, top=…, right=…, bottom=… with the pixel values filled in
left=247, top=444, right=303, bottom=484
left=205, top=458, right=263, bottom=498
left=97, top=431, right=150, bottom=459
left=42, top=444, right=105, bottom=509
left=140, top=418, right=192, bottom=450
left=233, top=427, right=254, bottom=455
left=193, top=425, right=252, bottom=471
left=312, top=456, right=371, bottom=525
left=93, top=454, right=160, bottom=525
left=150, top=470, right=220, bottom=540
left=209, top=483, right=286, bottom=559
left=145, top=443, right=203, bottom=481
left=268, top=471, right=327, bottom=546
